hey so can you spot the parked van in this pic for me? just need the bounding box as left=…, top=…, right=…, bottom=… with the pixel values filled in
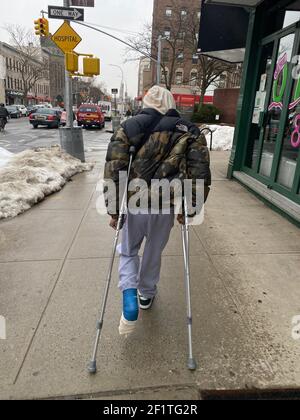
left=98, top=101, right=112, bottom=121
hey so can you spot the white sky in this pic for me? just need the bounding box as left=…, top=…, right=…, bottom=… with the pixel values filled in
left=0, top=0, right=154, bottom=98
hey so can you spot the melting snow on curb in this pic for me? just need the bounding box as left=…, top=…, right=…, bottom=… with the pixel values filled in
left=0, top=147, right=13, bottom=169
left=204, top=125, right=235, bottom=151
left=0, top=146, right=93, bottom=219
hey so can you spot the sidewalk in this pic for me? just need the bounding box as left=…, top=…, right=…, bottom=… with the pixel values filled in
left=0, top=149, right=300, bottom=400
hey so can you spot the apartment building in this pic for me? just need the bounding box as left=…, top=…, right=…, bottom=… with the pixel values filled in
left=0, top=42, right=50, bottom=106
left=137, top=57, right=152, bottom=98
left=150, top=0, right=242, bottom=108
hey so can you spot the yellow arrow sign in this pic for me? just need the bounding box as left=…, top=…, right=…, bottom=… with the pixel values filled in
left=51, top=22, right=82, bottom=53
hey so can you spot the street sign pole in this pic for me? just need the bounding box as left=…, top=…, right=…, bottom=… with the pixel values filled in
left=64, top=0, right=74, bottom=129
left=58, top=0, right=85, bottom=163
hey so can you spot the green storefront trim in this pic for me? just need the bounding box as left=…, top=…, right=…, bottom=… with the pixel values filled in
left=227, top=0, right=300, bottom=225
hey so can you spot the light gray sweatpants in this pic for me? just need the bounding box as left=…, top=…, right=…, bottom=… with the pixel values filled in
left=117, top=212, right=174, bottom=298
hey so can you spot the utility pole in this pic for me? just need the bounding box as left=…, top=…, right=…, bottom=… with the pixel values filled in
left=57, top=0, right=85, bottom=162
left=157, top=35, right=162, bottom=86
left=64, top=0, right=73, bottom=128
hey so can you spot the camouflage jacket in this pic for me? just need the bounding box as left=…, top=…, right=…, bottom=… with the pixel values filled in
left=104, top=108, right=211, bottom=216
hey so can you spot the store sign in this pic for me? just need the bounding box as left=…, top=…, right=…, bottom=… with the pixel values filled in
left=6, top=90, right=24, bottom=97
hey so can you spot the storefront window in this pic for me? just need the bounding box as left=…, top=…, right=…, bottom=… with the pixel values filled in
left=259, top=34, right=295, bottom=178
left=283, top=11, right=300, bottom=28
left=276, top=73, right=300, bottom=189
left=245, top=42, right=274, bottom=170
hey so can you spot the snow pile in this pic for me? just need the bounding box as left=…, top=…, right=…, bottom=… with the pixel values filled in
left=0, top=147, right=13, bottom=169
left=203, top=125, right=235, bottom=151
left=0, top=146, right=93, bottom=219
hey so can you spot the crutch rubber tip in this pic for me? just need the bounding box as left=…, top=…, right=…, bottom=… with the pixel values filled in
left=88, top=361, right=97, bottom=374
left=188, top=358, right=197, bottom=371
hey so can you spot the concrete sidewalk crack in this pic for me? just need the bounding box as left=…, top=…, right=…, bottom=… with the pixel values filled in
left=12, top=183, right=97, bottom=386
left=41, top=383, right=198, bottom=400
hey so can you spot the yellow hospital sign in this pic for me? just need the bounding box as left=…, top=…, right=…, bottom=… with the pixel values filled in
left=52, top=22, right=82, bottom=53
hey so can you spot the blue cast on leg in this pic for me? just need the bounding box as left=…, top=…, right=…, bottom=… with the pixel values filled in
left=123, top=289, right=139, bottom=321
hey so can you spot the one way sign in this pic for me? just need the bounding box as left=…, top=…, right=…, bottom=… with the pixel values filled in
left=48, top=5, right=84, bottom=21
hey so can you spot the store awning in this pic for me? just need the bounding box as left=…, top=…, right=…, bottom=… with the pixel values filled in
left=205, top=0, right=264, bottom=6
left=198, top=3, right=250, bottom=62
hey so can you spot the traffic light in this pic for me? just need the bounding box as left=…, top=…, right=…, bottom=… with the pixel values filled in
left=83, top=57, right=100, bottom=77
left=34, top=18, right=49, bottom=37
left=65, top=52, right=79, bottom=73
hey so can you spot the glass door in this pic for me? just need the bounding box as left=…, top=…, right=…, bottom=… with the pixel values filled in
left=259, top=33, right=295, bottom=179
left=244, top=24, right=300, bottom=204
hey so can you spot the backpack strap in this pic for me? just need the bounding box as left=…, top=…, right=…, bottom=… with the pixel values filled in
left=135, top=114, right=163, bottom=153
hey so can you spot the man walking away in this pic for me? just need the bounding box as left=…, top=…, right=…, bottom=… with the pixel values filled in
left=104, top=85, right=211, bottom=334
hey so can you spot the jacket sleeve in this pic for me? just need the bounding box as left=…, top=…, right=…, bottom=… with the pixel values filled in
left=104, top=127, right=130, bottom=216
left=186, top=133, right=211, bottom=214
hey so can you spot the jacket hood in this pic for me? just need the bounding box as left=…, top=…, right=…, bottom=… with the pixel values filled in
left=143, top=85, right=177, bottom=115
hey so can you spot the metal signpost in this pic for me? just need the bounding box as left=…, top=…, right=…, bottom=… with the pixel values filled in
left=112, top=88, right=118, bottom=116
left=51, top=0, right=85, bottom=161
left=111, top=89, right=120, bottom=132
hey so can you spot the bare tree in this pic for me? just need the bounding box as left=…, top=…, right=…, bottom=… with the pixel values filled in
left=72, top=77, right=106, bottom=105
left=127, top=0, right=203, bottom=90
left=127, top=0, right=198, bottom=91
left=6, top=25, right=49, bottom=105
left=127, top=0, right=241, bottom=104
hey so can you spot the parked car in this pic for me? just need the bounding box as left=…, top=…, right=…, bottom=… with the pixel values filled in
left=38, top=103, right=53, bottom=109
left=52, top=107, right=63, bottom=117
left=27, top=105, right=37, bottom=115
left=16, top=105, right=28, bottom=117
left=29, top=108, right=61, bottom=129
left=77, top=104, right=105, bottom=129
left=6, top=105, right=22, bottom=119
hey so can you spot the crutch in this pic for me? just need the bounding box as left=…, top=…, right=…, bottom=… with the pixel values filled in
left=181, top=195, right=197, bottom=371
left=88, top=145, right=136, bottom=374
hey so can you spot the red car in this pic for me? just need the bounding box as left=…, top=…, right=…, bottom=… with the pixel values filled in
left=77, top=104, right=105, bottom=129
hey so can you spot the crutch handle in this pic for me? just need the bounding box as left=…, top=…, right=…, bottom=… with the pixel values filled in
left=129, top=146, right=136, bottom=155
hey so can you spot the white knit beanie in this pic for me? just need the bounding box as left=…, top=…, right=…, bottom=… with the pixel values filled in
left=143, top=85, right=176, bottom=115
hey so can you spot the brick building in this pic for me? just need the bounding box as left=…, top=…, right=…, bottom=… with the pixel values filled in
left=137, top=57, right=152, bottom=98
left=41, top=37, right=65, bottom=106
left=150, top=0, right=242, bottom=114
left=151, top=0, right=202, bottom=95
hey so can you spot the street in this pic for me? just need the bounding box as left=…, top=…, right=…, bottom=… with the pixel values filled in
left=0, top=117, right=111, bottom=154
